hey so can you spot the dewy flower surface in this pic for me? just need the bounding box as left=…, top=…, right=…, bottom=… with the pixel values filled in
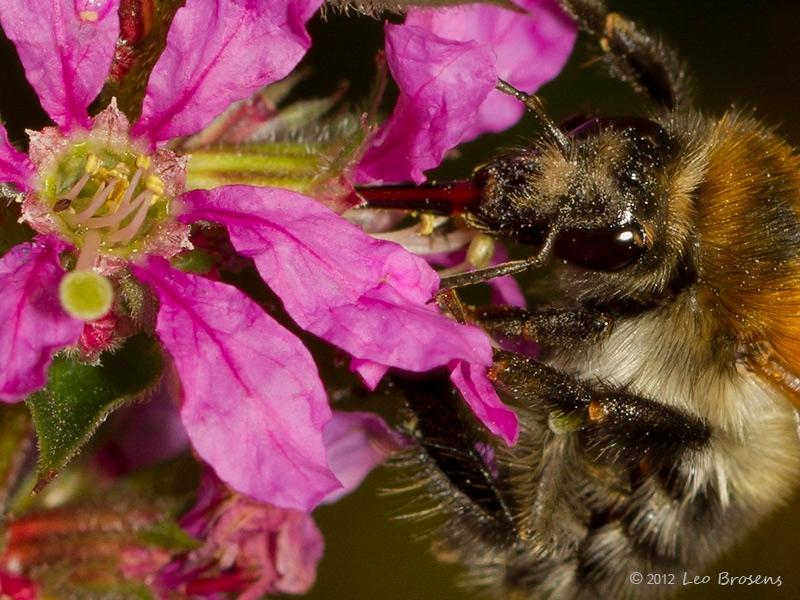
left=0, top=0, right=519, bottom=511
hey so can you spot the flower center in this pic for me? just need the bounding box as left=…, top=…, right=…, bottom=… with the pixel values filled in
left=42, top=142, right=171, bottom=268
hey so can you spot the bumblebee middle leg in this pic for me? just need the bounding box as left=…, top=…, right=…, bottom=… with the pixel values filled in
left=469, top=304, right=614, bottom=351
left=491, top=350, right=710, bottom=466
left=557, top=0, right=690, bottom=109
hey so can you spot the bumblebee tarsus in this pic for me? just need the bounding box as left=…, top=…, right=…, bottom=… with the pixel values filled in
left=439, top=226, right=558, bottom=289
left=556, top=0, right=689, bottom=108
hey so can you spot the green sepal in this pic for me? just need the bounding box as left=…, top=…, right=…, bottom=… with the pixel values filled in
left=27, top=333, right=164, bottom=487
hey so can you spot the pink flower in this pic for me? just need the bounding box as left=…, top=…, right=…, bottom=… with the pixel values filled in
left=356, top=0, right=576, bottom=184
left=113, top=411, right=402, bottom=598
left=0, top=0, right=517, bottom=511
left=156, top=470, right=325, bottom=599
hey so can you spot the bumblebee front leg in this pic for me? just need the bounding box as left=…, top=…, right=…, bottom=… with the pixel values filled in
left=491, top=350, right=710, bottom=466
left=557, top=0, right=689, bottom=108
left=470, top=305, right=613, bottom=350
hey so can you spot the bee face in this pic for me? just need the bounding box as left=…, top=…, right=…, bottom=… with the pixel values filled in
left=471, top=116, right=690, bottom=298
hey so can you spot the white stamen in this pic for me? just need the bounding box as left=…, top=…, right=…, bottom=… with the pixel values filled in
left=70, top=180, right=116, bottom=224
left=107, top=192, right=154, bottom=243
left=75, top=230, right=102, bottom=271
left=58, top=171, right=93, bottom=203
left=84, top=190, right=149, bottom=229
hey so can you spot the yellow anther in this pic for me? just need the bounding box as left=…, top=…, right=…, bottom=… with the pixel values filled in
left=84, top=154, right=100, bottom=175
left=418, top=214, right=437, bottom=236
left=108, top=163, right=131, bottom=180
left=467, top=233, right=496, bottom=269
left=145, top=175, right=164, bottom=196
left=136, top=154, right=152, bottom=170
left=150, top=195, right=160, bottom=206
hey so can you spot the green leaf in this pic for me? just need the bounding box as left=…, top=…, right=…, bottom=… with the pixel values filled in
left=27, top=333, right=164, bottom=486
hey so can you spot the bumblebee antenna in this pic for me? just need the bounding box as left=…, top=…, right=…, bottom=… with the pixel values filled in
left=496, top=79, right=570, bottom=154
left=439, top=226, right=559, bottom=289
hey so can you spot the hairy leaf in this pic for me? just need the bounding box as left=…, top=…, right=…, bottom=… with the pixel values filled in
left=27, top=333, right=164, bottom=486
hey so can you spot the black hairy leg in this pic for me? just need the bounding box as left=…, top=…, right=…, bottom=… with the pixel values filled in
left=490, top=350, right=710, bottom=467
left=556, top=0, right=689, bottom=108
left=388, top=371, right=522, bottom=551
left=469, top=305, right=614, bottom=351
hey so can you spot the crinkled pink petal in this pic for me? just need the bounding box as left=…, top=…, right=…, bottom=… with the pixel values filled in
left=450, top=360, right=518, bottom=445
left=0, top=237, right=82, bottom=402
left=165, top=469, right=323, bottom=598
left=134, top=0, right=322, bottom=143
left=355, top=23, right=496, bottom=184
left=0, top=0, right=120, bottom=130
left=322, top=411, right=407, bottom=504
left=130, top=257, right=339, bottom=511
left=0, top=124, right=34, bottom=190
left=407, top=0, right=576, bottom=141
left=181, top=186, right=494, bottom=378
left=271, top=508, right=323, bottom=596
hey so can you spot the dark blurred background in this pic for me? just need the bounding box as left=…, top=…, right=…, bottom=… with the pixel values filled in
left=2, top=1, right=799, bottom=599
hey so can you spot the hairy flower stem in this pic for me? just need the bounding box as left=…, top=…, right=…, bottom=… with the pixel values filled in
left=185, top=144, right=325, bottom=192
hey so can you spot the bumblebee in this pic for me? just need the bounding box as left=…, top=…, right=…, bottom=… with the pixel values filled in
left=361, top=0, right=800, bottom=597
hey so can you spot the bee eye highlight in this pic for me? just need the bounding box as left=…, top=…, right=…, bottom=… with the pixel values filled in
left=554, top=223, right=646, bottom=271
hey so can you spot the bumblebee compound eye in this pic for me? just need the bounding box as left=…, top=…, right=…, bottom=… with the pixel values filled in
left=554, top=222, right=646, bottom=271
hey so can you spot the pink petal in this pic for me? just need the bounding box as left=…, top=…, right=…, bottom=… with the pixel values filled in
left=0, top=0, right=120, bottom=130
left=169, top=470, right=323, bottom=598
left=130, top=257, right=339, bottom=511
left=348, top=358, right=388, bottom=390
left=489, top=244, right=527, bottom=308
left=0, top=124, right=34, bottom=190
left=322, top=411, right=407, bottom=504
left=0, top=237, right=82, bottom=402
left=450, top=361, right=518, bottom=445
left=181, top=186, right=494, bottom=377
left=134, top=0, right=322, bottom=143
left=407, top=0, right=576, bottom=141
left=355, top=23, right=496, bottom=184
left=270, top=509, right=323, bottom=596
